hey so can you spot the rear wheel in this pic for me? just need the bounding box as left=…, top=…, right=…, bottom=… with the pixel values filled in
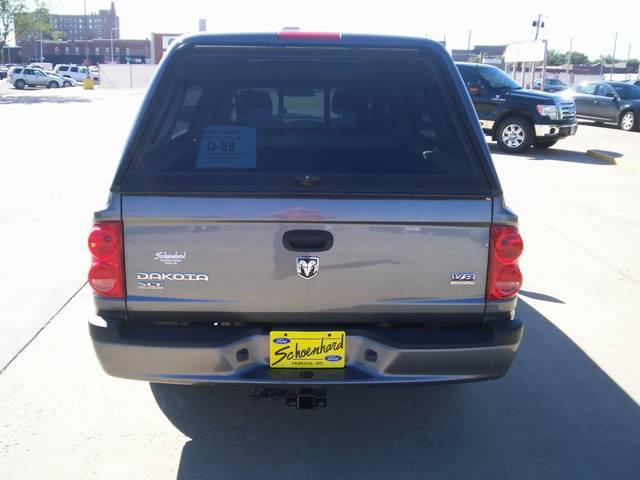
left=48, top=81, right=59, bottom=89
left=14, top=79, right=25, bottom=89
left=496, top=117, right=534, bottom=154
left=619, top=111, right=636, bottom=131
left=532, top=139, right=558, bottom=149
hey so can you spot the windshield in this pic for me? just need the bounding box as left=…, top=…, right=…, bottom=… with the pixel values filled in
left=478, top=66, right=522, bottom=90
left=612, top=84, right=640, bottom=100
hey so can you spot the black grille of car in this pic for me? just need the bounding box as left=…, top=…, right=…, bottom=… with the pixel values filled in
left=560, top=103, right=576, bottom=120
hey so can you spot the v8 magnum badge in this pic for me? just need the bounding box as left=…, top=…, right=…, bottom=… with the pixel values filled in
left=296, top=257, right=319, bottom=279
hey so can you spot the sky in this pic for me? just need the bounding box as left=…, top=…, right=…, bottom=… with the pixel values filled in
left=46, top=0, right=639, bottom=61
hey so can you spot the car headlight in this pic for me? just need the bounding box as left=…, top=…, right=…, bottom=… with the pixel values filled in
left=536, top=104, right=560, bottom=120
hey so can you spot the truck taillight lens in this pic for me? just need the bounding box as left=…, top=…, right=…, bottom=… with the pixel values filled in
left=487, top=225, right=523, bottom=300
left=88, top=221, right=124, bottom=298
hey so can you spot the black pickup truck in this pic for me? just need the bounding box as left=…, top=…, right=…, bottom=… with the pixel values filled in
left=457, top=62, right=577, bottom=153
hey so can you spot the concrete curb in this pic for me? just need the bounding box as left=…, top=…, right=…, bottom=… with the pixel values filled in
left=585, top=150, right=619, bottom=164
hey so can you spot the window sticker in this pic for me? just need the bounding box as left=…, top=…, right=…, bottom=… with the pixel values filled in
left=196, top=126, right=256, bottom=168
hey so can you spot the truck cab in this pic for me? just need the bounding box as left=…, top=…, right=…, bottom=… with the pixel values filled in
left=457, top=62, right=577, bottom=153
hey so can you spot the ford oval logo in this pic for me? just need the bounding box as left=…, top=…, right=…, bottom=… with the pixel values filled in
left=325, top=354, right=341, bottom=362
left=273, top=337, right=290, bottom=345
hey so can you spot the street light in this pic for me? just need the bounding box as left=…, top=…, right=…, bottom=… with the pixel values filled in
left=110, top=27, right=118, bottom=63
left=532, top=14, right=545, bottom=40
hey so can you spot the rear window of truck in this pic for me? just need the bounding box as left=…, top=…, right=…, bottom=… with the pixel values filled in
left=118, top=48, right=490, bottom=196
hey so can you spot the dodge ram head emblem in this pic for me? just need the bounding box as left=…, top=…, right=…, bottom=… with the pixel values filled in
left=296, top=257, right=319, bottom=279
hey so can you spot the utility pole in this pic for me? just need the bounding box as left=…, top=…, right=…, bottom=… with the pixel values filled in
left=533, top=13, right=543, bottom=40
left=625, top=43, right=632, bottom=80
left=609, top=31, right=618, bottom=77
left=467, top=30, right=471, bottom=61
left=531, top=14, right=545, bottom=88
left=541, top=40, right=548, bottom=87
left=566, top=38, right=573, bottom=86
left=40, top=25, right=43, bottom=62
left=110, top=27, right=117, bottom=63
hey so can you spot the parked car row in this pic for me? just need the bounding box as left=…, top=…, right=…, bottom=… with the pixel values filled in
left=54, top=64, right=100, bottom=83
left=0, top=64, right=11, bottom=79
left=532, top=78, right=568, bottom=93
left=2, top=62, right=100, bottom=90
left=5, top=66, right=79, bottom=89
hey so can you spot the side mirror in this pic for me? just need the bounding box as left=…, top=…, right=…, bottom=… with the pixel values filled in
left=605, top=92, right=618, bottom=100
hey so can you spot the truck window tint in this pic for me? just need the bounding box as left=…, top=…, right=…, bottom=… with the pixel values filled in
left=477, top=67, right=521, bottom=90
left=119, top=51, right=489, bottom=195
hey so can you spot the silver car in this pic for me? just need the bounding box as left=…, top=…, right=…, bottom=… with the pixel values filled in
left=8, top=66, right=64, bottom=89
left=88, top=33, right=524, bottom=404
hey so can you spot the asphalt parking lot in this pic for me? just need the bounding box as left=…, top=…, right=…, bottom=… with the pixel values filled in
left=1, top=82, right=639, bottom=479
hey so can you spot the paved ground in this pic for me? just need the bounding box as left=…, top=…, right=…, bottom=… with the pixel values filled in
left=1, top=83, right=639, bottom=479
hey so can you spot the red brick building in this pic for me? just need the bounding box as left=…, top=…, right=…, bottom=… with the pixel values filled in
left=150, top=33, right=182, bottom=64
left=16, top=38, right=150, bottom=65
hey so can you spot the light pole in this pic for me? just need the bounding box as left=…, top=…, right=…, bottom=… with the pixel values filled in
left=609, top=32, right=618, bottom=77
left=531, top=14, right=546, bottom=88
left=83, top=0, right=89, bottom=70
left=532, top=14, right=545, bottom=41
left=110, top=27, right=117, bottom=63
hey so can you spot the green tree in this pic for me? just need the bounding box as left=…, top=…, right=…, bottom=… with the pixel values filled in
left=14, top=3, right=56, bottom=40
left=0, top=0, right=25, bottom=59
left=547, top=49, right=591, bottom=66
left=568, top=51, right=590, bottom=65
left=546, top=49, right=565, bottom=66
left=14, top=1, right=62, bottom=60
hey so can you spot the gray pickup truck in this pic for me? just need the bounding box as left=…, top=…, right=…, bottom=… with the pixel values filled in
left=88, top=32, right=524, bottom=404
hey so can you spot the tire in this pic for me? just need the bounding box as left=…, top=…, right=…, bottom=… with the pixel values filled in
left=496, top=117, right=534, bottom=153
left=533, top=139, right=558, bottom=149
left=14, top=79, right=25, bottom=90
left=63, top=80, right=71, bottom=88
left=619, top=111, right=636, bottom=131
left=48, top=81, right=60, bottom=89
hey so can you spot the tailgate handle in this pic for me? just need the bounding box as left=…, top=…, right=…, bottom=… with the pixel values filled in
left=283, top=230, right=334, bottom=252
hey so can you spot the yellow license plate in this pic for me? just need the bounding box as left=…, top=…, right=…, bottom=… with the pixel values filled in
left=269, top=331, right=345, bottom=369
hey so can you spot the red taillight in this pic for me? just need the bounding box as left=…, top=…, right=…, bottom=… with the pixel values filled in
left=88, top=221, right=124, bottom=298
left=487, top=225, right=523, bottom=300
left=89, top=224, right=119, bottom=259
left=277, top=31, right=341, bottom=41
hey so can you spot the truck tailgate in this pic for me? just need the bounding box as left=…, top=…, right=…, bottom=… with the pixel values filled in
left=122, top=196, right=491, bottom=323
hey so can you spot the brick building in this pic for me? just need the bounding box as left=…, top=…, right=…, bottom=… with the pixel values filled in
left=49, top=2, right=119, bottom=41
left=150, top=33, right=182, bottom=64
left=16, top=38, right=149, bottom=65
left=452, top=45, right=507, bottom=65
